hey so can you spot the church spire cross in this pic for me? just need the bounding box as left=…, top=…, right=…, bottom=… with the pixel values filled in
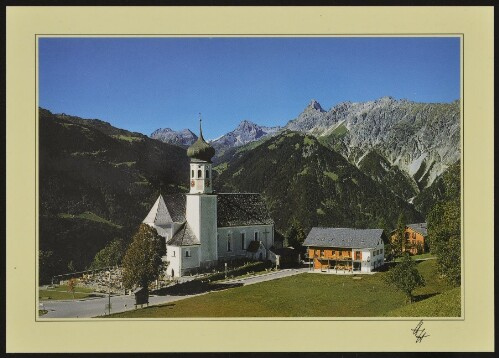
left=198, top=113, right=204, bottom=140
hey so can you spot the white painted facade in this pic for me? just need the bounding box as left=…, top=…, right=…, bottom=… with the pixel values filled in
left=185, top=193, right=218, bottom=267
left=166, top=245, right=202, bottom=277
left=216, top=225, right=274, bottom=261
left=358, top=238, right=385, bottom=273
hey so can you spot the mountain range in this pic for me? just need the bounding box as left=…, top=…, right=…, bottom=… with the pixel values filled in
left=152, top=97, right=460, bottom=190
left=39, top=96, right=460, bottom=283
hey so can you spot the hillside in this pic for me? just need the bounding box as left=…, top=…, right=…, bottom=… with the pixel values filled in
left=39, top=108, right=190, bottom=283
left=286, top=98, right=460, bottom=189
left=357, top=150, right=419, bottom=201
left=215, top=131, right=423, bottom=234
left=413, top=161, right=461, bottom=217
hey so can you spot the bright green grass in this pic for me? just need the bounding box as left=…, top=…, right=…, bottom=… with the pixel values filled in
left=105, top=260, right=456, bottom=318
left=394, top=253, right=435, bottom=262
left=323, top=171, right=339, bottom=181
left=112, top=135, right=143, bottom=142
left=331, top=123, right=348, bottom=138
left=385, top=287, right=461, bottom=317
left=58, top=211, right=122, bottom=228
left=39, top=285, right=96, bottom=300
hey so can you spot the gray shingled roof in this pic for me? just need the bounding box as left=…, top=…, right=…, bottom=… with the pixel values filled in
left=167, top=222, right=200, bottom=246
left=217, top=193, right=274, bottom=227
left=143, top=194, right=186, bottom=226
left=304, top=227, right=383, bottom=249
left=162, top=193, right=186, bottom=222
left=407, top=223, right=428, bottom=236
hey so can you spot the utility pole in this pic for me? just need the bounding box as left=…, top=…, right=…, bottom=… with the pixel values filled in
left=106, top=270, right=112, bottom=315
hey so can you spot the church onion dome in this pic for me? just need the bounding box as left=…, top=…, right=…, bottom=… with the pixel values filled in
left=187, top=118, right=215, bottom=162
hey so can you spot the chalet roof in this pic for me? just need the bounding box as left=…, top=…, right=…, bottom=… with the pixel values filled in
left=143, top=194, right=185, bottom=226
left=217, top=193, right=274, bottom=227
left=304, top=227, right=383, bottom=249
left=167, top=222, right=200, bottom=246
left=407, top=223, right=428, bottom=236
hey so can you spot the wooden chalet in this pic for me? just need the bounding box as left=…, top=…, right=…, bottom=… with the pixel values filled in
left=304, top=228, right=385, bottom=273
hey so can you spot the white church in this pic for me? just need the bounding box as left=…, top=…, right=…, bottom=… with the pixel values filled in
left=143, top=121, right=275, bottom=278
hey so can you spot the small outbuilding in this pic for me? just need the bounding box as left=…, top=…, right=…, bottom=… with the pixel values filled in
left=133, top=287, right=149, bottom=308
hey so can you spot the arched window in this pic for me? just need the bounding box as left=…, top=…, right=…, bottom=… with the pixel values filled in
left=198, top=169, right=202, bottom=178
left=191, top=169, right=194, bottom=178
left=206, top=169, right=210, bottom=178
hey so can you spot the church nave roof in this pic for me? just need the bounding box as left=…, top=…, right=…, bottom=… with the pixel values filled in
left=217, top=193, right=274, bottom=227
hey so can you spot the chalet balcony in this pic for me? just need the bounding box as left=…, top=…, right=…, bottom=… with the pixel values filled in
left=314, top=255, right=352, bottom=261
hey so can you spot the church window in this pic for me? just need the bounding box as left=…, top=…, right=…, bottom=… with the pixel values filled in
left=198, top=169, right=202, bottom=178
left=206, top=170, right=210, bottom=178
left=227, top=236, right=232, bottom=252
left=185, top=249, right=191, bottom=258
left=241, top=233, right=245, bottom=249
left=172, top=250, right=176, bottom=257
left=254, top=232, right=259, bottom=241
left=191, top=169, right=194, bottom=178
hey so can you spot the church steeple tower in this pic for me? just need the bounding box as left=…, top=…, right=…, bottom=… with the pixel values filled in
left=186, top=114, right=215, bottom=194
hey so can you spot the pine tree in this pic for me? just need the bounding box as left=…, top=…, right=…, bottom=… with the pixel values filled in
left=391, top=213, right=406, bottom=257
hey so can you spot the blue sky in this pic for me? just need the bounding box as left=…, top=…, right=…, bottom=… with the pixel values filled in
left=39, top=37, right=460, bottom=139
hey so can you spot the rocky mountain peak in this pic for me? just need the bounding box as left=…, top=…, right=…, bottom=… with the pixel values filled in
left=307, top=99, right=325, bottom=112
left=150, top=127, right=198, bottom=147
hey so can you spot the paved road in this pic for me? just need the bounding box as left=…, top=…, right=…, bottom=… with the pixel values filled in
left=40, top=268, right=308, bottom=319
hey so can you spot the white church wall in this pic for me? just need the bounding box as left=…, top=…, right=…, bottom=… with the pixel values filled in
left=180, top=246, right=201, bottom=274
left=166, top=246, right=181, bottom=278
left=199, top=195, right=218, bottom=265
left=186, top=194, right=218, bottom=267
left=217, top=225, right=274, bottom=261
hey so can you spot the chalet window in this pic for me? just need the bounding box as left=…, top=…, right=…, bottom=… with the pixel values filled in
left=254, top=232, right=259, bottom=241
left=241, top=233, right=245, bottom=249
left=339, top=251, right=343, bottom=256
left=320, top=250, right=325, bottom=257
left=185, top=250, right=191, bottom=258
left=198, top=169, right=202, bottom=178
left=332, top=250, right=335, bottom=255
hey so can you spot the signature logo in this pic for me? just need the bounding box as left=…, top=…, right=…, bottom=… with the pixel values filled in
left=411, top=320, right=430, bottom=343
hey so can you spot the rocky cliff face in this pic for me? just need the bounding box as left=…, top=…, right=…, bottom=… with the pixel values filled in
left=210, top=120, right=281, bottom=154
left=285, top=97, right=460, bottom=188
left=150, top=128, right=198, bottom=147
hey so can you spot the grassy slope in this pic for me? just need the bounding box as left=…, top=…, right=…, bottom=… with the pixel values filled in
left=384, top=287, right=461, bottom=317
left=106, top=260, right=458, bottom=318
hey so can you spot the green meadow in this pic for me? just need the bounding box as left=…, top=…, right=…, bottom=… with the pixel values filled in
left=106, top=260, right=459, bottom=318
